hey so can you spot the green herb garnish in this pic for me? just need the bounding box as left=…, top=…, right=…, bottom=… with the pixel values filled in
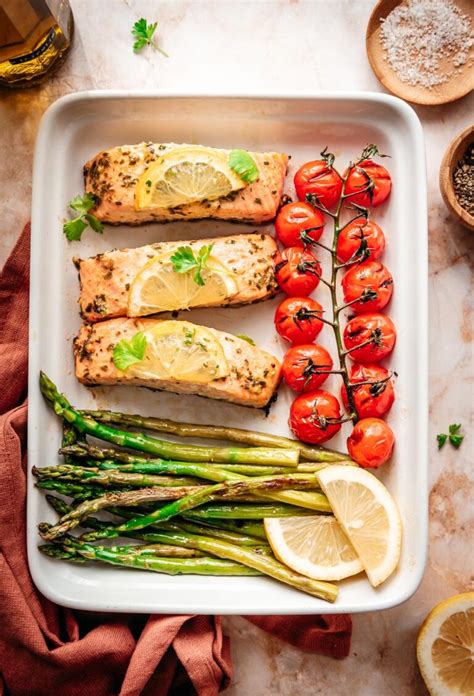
left=437, top=423, right=464, bottom=450
left=229, top=150, right=259, bottom=183
left=132, top=18, right=168, bottom=56
left=170, top=244, right=214, bottom=286
left=63, top=193, right=104, bottom=241
left=113, top=332, right=147, bottom=371
left=236, top=334, right=255, bottom=346
left=183, top=328, right=195, bottom=345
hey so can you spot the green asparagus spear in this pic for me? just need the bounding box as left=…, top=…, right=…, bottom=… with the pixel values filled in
left=183, top=503, right=317, bottom=519
left=34, top=464, right=199, bottom=488
left=183, top=518, right=267, bottom=540
left=82, top=409, right=349, bottom=463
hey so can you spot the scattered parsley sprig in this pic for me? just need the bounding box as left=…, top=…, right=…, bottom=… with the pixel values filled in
left=229, top=150, right=259, bottom=183
left=113, top=332, right=147, bottom=371
left=170, top=244, right=214, bottom=286
left=63, top=193, right=104, bottom=241
left=132, top=18, right=168, bottom=56
left=437, top=423, right=464, bottom=450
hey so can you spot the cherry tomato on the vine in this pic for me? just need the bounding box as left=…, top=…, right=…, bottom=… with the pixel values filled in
left=294, top=155, right=343, bottom=209
left=343, top=313, right=397, bottom=364
left=347, top=417, right=395, bottom=468
left=275, top=201, right=325, bottom=248
left=275, top=247, right=322, bottom=297
left=337, top=219, right=386, bottom=264
left=341, top=363, right=395, bottom=419
left=289, top=390, right=342, bottom=444
left=344, top=159, right=392, bottom=208
left=282, top=344, right=333, bottom=393
left=274, top=297, right=325, bottom=345
left=341, top=260, right=393, bottom=313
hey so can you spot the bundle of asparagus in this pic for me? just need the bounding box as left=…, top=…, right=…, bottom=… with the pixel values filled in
left=36, top=373, right=355, bottom=603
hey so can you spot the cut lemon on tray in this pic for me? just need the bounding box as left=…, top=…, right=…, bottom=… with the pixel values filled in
left=130, top=320, right=229, bottom=384
left=316, top=465, right=402, bottom=587
left=417, top=593, right=474, bottom=696
left=128, top=253, right=238, bottom=316
left=264, top=515, right=363, bottom=581
left=135, top=145, right=246, bottom=209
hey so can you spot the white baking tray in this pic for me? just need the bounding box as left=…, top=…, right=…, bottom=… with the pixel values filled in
left=28, top=91, right=428, bottom=614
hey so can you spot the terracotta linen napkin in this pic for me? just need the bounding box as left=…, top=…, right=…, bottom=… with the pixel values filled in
left=0, top=225, right=351, bottom=696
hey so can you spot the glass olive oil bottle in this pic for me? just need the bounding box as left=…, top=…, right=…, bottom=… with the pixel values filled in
left=0, top=0, right=73, bottom=88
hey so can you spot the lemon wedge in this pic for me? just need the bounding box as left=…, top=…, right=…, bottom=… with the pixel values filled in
left=135, top=145, right=247, bottom=210
left=416, top=592, right=474, bottom=696
left=316, top=466, right=402, bottom=587
left=264, top=515, right=363, bottom=581
left=128, top=253, right=238, bottom=316
left=130, top=320, right=229, bottom=384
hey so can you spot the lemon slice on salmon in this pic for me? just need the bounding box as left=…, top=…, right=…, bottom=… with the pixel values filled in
left=130, top=320, right=229, bottom=384
left=264, top=515, right=363, bottom=581
left=128, top=254, right=238, bottom=316
left=316, top=466, right=402, bottom=587
left=135, top=146, right=247, bottom=210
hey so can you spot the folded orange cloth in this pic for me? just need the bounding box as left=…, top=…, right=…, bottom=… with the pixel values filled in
left=0, top=225, right=351, bottom=696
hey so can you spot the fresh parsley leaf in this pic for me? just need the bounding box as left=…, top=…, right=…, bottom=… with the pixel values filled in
left=63, top=193, right=103, bottom=242
left=236, top=334, right=255, bottom=345
left=183, top=328, right=195, bottom=345
left=437, top=424, right=464, bottom=450
left=132, top=17, right=168, bottom=56
left=113, top=332, right=147, bottom=371
left=437, top=433, right=448, bottom=450
left=170, top=244, right=214, bottom=286
left=229, top=150, right=259, bottom=183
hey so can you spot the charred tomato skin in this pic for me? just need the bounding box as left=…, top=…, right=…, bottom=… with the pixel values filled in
left=282, top=344, right=333, bottom=393
left=343, top=313, right=397, bottom=364
left=275, top=201, right=325, bottom=248
left=341, top=363, right=395, bottom=418
left=341, top=260, right=394, bottom=313
left=336, top=219, right=386, bottom=264
left=289, top=389, right=342, bottom=444
left=347, top=417, right=395, bottom=468
left=274, top=297, right=325, bottom=345
left=274, top=247, right=322, bottom=297
left=344, top=159, right=392, bottom=208
left=294, top=160, right=343, bottom=209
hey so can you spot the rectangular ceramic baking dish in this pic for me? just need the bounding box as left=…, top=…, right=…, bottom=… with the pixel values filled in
left=28, top=91, right=428, bottom=614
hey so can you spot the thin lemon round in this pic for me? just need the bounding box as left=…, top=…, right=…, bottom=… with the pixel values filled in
left=264, top=515, right=363, bottom=581
left=130, top=320, right=229, bottom=384
left=128, top=254, right=238, bottom=316
left=417, top=592, right=474, bottom=696
left=316, top=466, right=402, bottom=587
left=135, top=145, right=246, bottom=209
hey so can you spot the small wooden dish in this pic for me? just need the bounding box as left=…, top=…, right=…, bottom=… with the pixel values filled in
left=439, top=124, right=474, bottom=231
left=366, top=0, right=474, bottom=106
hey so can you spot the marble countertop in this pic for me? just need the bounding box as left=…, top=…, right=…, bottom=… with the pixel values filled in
left=1, top=1, right=472, bottom=693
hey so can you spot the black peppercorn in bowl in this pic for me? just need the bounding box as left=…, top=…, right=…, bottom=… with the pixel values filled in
left=439, top=125, right=474, bottom=232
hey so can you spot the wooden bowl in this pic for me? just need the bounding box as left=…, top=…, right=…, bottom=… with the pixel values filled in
left=439, top=125, right=474, bottom=231
left=366, top=0, right=474, bottom=106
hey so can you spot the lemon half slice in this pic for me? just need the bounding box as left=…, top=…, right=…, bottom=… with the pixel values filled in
left=316, top=466, right=402, bottom=587
left=128, top=254, right=238, bottom=316
left=135, top=146, right=247, bottom=210
left=264, top=515, right=363, bottom=581
left=417, top=593, right=474, bottom=696
left=130, top=320, right=229, bottom=384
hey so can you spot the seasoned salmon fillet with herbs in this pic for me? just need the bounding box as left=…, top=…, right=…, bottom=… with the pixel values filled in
left=83, top=143, right=288, bottom=225
left=74, top=318, right=281, bottom=409
left=76, top=233, right=278, bottom=323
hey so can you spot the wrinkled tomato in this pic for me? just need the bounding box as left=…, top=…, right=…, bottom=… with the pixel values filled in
left=275, top=201, right=325, bottom=248
left=343, top=313, right=397, bottom=363
left=289, top=390, right=342, bottom=444
left=347, top=417, right=395, bottom=468
left=337, top=219, right=386, bottom=264
left=275, top=247, right=322, bottom=297
left=341, top=363, right=395, bottom=419
left=342, top=260, right=393, bottom=313
left=294, top=155, right=343, bottom=209
left=274, top=297, right=325, bottom=345
left=344, top=159, right=392, bottom=208
left=282, top=344, right=333, bottom=393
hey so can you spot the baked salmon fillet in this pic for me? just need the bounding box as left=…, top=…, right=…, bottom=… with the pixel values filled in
left=83, top=143, right=288, bottom=225
left=76, top=233, right=278, bottom=323
left=74, top=318, right=281, bottom=408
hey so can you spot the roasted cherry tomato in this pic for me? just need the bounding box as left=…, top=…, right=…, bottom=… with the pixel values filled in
left=341, top=260, right=393, bottom=313
left=294, top=156, right=343, bottom=209
left=344, top=313, right=397, bottom=364
left=344, top=159, right=392, bottom=208
left=282, top=344, right=333, bottom=393
left=336, top=219, right=386, bottom=264
left=275, top=297, right=325, bottom=345
left=341, top=363, right=395, bottom=419
left=289, top=390, right=342, bottom=444
left=347, top=417, right=395, bottom=468
left=275, top=201, right=325, bottom=248
left=275, top=247, right=322, bottom=297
